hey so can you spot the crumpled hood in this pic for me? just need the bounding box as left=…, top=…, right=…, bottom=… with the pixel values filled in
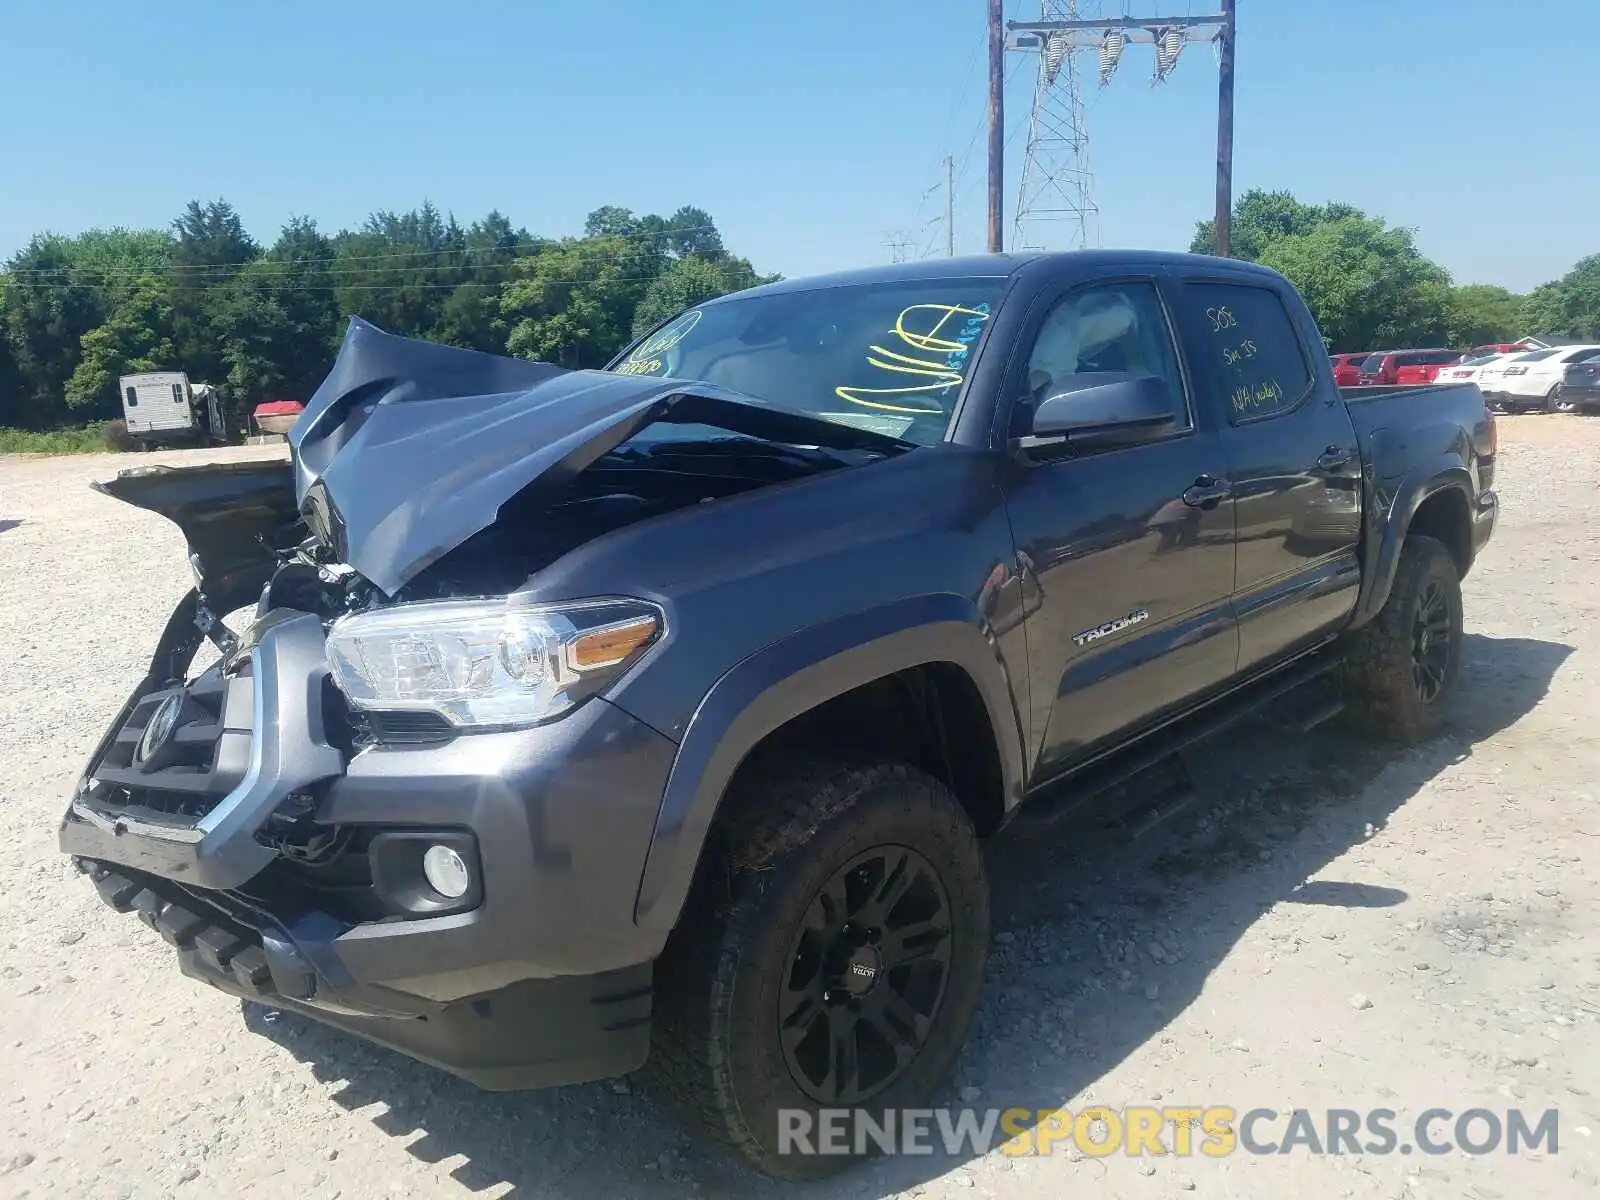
left=289, top=318, right=908, bottom=596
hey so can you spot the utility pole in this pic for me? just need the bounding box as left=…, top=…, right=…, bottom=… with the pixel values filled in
left=986, top=0, right=1005, bottom=253
left=1214, top=0, right=1236, bottom=257
left=884, top=230, right=914, bottom=264
left=946, top=154, right=956, bottom=256
left=1005, top=7, right=1237, bottom=255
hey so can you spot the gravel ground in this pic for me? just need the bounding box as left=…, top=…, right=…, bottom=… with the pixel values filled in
left=2, top=418, right=1598, bottom=1200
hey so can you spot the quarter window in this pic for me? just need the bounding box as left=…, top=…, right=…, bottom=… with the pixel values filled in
left=1181, top=282, right=1313, bottom=421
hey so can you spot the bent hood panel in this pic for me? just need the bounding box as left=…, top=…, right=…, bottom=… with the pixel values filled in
left=290, top=318, right=908, bottom=596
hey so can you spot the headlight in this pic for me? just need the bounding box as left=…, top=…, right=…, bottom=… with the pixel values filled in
left=325, top=597, right=662, bottom=728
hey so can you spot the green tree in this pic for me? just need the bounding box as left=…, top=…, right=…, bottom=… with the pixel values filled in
left=2, top=200, right=770, bottom=433
left=432, top=211, right=536, bottom=351
left=2, top=228, right=175, bottom=426
left=169, top=199, right=259, bottom=382
left=65, top=276, right=176, bottom=413
left=663, top=205, right=726, bottom=260
left=331, top=201, right=467, bottom=341
left=502, top=235, right=662, bottom=366
left=1443, top=284, right=1525, bottom=347
left=1, top=236, right=110, bottom=427
left=214, top=218, right=342, bottom=421
left=1190, top=190, right=1458, bottom=351
left=1189, top=189, right=1359, bottom=262
left=1519, top=253, right=1600, bottom=340
left=1254, top=215, right=1452, bottom=351
left=0, top=286, right=24, bottom=429
left=583, top=205, right=641, bottom=239
left=632, top=254, right=772, bottom=335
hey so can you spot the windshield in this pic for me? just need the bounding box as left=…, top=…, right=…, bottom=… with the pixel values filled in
left=606, top=279, right=1003, bottom=445
left=1358, top=353, right=1386, bottom=373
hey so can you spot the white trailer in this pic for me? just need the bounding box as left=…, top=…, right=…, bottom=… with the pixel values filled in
left=118, top=371, right=226, bottom=445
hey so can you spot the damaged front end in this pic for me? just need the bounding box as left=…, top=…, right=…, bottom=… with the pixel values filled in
left=59, top=317, right=911, bottom=1082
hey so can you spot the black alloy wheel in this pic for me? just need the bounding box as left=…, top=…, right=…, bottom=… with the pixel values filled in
left=1411, top=578, right=1454, bottom=705
left=778, top=845, right=953, bottom=1105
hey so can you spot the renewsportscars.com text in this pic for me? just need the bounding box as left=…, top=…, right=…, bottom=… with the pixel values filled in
left=777, top=1105, right=1561, bottom=1158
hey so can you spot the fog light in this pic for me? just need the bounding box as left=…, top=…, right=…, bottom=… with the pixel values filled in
left=422, top=844, right=471, bottom=899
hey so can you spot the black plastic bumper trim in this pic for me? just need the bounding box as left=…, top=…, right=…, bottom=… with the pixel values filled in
left=77, top=859, right=653, bottom=1089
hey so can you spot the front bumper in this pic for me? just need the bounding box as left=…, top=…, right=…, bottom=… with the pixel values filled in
left=75, top=858, right=652, bottom=1088
left=60, top=601, right=680, bottom=1088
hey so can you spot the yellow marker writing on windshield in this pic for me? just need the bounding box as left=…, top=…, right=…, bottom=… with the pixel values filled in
left=837, top=303, right=991, bottom=414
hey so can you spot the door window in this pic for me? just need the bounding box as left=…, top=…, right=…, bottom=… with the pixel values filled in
left=1018, top=281, right=1190, bottom=435
left=1181, top=282, right=1313, bottom=422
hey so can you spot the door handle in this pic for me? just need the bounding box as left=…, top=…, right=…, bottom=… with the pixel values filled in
left=1316, top=446, right=1352, bottom=471
left=1182, top=474, right=1232, bottom=507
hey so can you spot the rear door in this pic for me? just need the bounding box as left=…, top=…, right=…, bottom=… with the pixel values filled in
left=999, top=272, right=1238, bottom=778
left=1168, top=274, right=1363, bottom=673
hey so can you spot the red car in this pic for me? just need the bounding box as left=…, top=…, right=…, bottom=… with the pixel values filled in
left=1329, top=352, right=1374, bottom=387
left=1362, top=349, right=1464, bottom=386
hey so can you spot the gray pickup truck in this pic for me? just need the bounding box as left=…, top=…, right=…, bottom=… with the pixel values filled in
left=60, top=250, right=1496, bottom=1178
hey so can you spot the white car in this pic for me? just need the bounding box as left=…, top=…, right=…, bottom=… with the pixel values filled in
left=1434, top=350, right=1524, bottom=389
left=1478, top=345, right=1600, bottom=412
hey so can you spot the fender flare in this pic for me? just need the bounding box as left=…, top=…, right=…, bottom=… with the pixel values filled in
left=1352, top=463, right=1474, bottom=627
left=630, top=593, right=1027, bottom=931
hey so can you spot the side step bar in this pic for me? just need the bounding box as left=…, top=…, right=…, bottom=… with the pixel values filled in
left=1021, top=650, right=1341, bottom=832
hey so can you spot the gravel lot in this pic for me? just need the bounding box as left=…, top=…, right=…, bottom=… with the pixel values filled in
left=2, top=418, right=1598, bottom=1200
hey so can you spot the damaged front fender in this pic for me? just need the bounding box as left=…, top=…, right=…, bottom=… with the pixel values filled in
left=93, top=458, right=300, bottom=612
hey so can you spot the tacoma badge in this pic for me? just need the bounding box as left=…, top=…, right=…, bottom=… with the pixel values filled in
left=1072, top=608, right=1150, bottom=647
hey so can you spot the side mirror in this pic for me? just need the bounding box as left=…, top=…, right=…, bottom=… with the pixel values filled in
left=1018, top=372, right=1178, bottom=453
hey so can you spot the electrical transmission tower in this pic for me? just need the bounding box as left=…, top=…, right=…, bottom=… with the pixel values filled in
left=1012, top=0, right=1099, bottom=252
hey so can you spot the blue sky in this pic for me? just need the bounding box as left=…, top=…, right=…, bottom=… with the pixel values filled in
left=0, top=0, right=1590, bottom=292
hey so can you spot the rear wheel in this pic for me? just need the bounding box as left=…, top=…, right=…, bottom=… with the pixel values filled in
left=649, top=759, right=990, bottom=1179
left=1550, top=385, right=1578, bottom=414
left=1338, top=534, right=1464, bottom=741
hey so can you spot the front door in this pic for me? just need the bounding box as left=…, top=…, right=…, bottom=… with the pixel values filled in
left=1001, top=277, right=1239, bottom=780
left=1168, top=276, right=1363, bottom=671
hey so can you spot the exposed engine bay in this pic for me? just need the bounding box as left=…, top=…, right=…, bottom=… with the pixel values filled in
left=397, top=432, right=888, bottom=600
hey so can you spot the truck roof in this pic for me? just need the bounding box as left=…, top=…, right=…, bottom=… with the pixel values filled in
left=712, top=249, right=1285, bottom=303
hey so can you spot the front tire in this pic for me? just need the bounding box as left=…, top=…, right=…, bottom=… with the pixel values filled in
left=1338, top=534, right=1464, bottom=741
left=649, top=759, right=990, bottom=1180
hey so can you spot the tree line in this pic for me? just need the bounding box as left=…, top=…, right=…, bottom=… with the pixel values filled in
left=0, top=199, right=771, bottom=432
left=1191, top=190, right=1600, bottom=353
left=4, top=189, right=1598, bottom=435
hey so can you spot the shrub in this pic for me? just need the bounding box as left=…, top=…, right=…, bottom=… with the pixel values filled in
left=0, top=423, right=117, bottom=455
left=102, top=419, right=137, bottom=452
